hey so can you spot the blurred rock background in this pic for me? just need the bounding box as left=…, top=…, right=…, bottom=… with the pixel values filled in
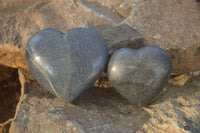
left=0, top=0, right=200, bottom=132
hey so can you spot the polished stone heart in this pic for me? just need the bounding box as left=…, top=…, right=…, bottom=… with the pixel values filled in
left=107, top=46, right=172, bottom=106
left=26, top=28, right=108, bottom=102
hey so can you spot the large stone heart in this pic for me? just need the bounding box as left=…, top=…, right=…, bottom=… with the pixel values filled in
left=107, top=46, right=172, bottom=106
left=26, top=28, right=108, bottom=102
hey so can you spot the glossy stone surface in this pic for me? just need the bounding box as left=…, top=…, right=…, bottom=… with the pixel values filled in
left=107, top=46, right=172, bottom=106
left=25, top=28, right=108, bottom=102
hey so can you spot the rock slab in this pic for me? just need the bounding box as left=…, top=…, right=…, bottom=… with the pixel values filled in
left=25, top=28, right=108, bottom=102
left=10, top=71, right=200, bottom=133
left=1, top=0, right=200, bottom=74
left=126, top=0, right=200, bottom=74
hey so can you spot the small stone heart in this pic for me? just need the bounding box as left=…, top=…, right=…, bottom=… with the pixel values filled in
left=26, top=28, right=108, bottom=102
left=107, top=46, right=172, bottom=106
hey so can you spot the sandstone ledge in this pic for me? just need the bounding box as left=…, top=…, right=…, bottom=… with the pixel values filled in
left=10, top=70, right=200, bottom=132
left=0, top=0, right=199, bottom=75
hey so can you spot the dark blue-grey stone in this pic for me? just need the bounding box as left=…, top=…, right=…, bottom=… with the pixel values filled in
left=25, top=28, right=108, bottom=102
left=107, top=46, right=172, bottom=106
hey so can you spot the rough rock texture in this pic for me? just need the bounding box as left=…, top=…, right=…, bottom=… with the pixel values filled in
left=0, top=0, right=200, bottom=132
left=0, top=0, right=145, bottom=69
left=10, top=70, right=200, bottom=133
left=0, top=0, right=199, bottom=74
left=125, top=0, right=200, bottom=75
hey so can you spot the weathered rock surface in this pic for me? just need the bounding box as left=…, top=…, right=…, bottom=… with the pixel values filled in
left=0, top=0, right=145, bottom=69
left=0, top=0, right=200, bottom=74
left=125, top=0, right=200, bottom=75
left=10, top=70, right=200, bottom=133
left=0, top=0, right=200, bottom=132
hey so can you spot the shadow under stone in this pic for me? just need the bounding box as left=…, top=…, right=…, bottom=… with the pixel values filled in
left=0, top=65, right=21, bottom=133
left=73, top=85, right=151, bottom=132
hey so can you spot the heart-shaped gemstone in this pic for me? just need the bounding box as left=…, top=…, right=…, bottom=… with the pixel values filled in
left=26, top=28, right=108, bottom=102
left=107, top=46, right=172, bottom=106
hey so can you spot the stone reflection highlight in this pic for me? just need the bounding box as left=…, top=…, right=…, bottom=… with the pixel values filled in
left=35, top=56, right=40, bottom=61
left=26, top=28, right=108, bottom=103
left=107, top=46, right=172, bottom=106
left=111, top=66, right=116, bottom=72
